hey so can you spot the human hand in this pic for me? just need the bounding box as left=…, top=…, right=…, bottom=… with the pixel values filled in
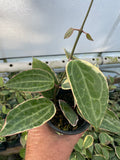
left=25, top=124, right=86, bottom=160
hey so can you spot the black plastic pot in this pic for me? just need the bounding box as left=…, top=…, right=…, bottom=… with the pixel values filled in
left=6, top=134, right=21, bottom=148
left=48, top=120, right=90, bottom=135
left=48, top=89, right=90, bottom=135
left=0, top=142, right=7, bottom=151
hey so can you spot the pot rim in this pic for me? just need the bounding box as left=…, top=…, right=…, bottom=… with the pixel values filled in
left=48, top=120, right=90, bottom=135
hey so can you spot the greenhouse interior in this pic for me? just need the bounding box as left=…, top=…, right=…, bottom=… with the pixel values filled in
left=0, top=0, right=120, bottom=160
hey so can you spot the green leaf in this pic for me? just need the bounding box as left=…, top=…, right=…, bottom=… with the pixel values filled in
left=16, top=92, right=25, bottom=103
left=83, top=135, right=94, bottom=149
left=61, top=78, right=71, bottom=90
left=66, top=60, right=109, bottom=129
left=32, top=58, right=58, bottom=99
left=86, top=33, right=94, bottom=41
left=19, top=148, right=26, bottom=159
left=111, top=156, right=120, bottom=160
left=59, top=100, right=78, bottom=127
left=101, top=147, right=109, bottom=160
left=0, top=90, right=10, bottom=96
left=114, top=138, right=120, bottom=146
left=109, top=151, right=116, bottom=160
left=23, top=92, right=32, bottom=100
left=0, top=98, right=56, bottom=136
left=89, top=131, right=98, bottom=140
left=92, top=155, right=106, bottom=160
left=99, top=132, right=113, bottom=145
left=64, top=49, right=78, bottom=60
left=86, top=148, right=93, bottom=159
left=20, top=136, right=26, bottom=148
left=0, top=119, right=4, bottom=130
left=0, top=136, right=6, bottom=143
left=2, top=105, right=6, bottom=114
left=70, top=152, right=76, bottom=160
left=32, top=58, right=58, bottom=84
left=74, top=138, right=84, bottom=151
left=100, top=109, right=120, bottom=135
left=75, top=151, right=85, bottom=160
left=109, top=85, right=117, bottom=90
left=115, top=146, right=120, bottom=159
left=108, top=76, right=115, bottom=84
left=81, top=148, right=86, bottom=155
left=88, top=145, right=94, bottom=154
left=42, top=89, right=56, bottom=99
left=2, top=105, right=10, bottom=114
left=20, top=131, right=28, bottom=147
left=64, top=27, right=74, bottom=39
left=0, top=77, right=4, bottom=87
left=95, top=144, right=102, bottom=154
left=101, top=145, right=113, bottom=151
left=6, top=69, right=55, bottom=92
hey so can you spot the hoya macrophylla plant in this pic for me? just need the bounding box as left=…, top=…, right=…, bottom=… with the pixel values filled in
left=0, top=0, right=109, bottom=137
left=66, top=59, right=109, bottom=129
left=0, top=58, right=109, bottom=136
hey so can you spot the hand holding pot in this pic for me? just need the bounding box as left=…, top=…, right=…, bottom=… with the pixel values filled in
left=25, top=124, right=86, bottom=160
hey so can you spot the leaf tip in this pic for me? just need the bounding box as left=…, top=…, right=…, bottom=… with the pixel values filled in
left=86, top=33, right=94, bottom=41
left=64, top=28, right=74, bottom=39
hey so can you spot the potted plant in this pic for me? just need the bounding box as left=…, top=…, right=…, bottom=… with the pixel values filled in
left=0, top=0, right=109, bottom=137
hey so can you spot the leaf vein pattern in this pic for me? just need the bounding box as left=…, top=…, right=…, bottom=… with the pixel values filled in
left=15, top=72, right=52, bottom=79
left=102, top=119, right=120, bottom=129
left=9, top=80, right=53, bottom=85
left=76, top=63, right=96, bottom=121
left=71, top=63, right=88, bottom=118
left=7, top=102, right=50, bottom=122
left=6, top=105, right=53, bottom=132
left=7, top=84, right=53, bottom=90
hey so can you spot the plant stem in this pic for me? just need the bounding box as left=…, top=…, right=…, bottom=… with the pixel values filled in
left=58, top=72, right=66, bottom=86
left=73, top=28, right=81, bottom=32
left=58, top=0, right=94, bottom=85
left=70, top=0, right=94, bottom=60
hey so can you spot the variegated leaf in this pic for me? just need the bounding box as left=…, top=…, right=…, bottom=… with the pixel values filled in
left=74, top=138, right=84, bottom=151
left=95, top=143, right=102, bottom=154
left=100, top=109, right=120, bottom=135
left=86, top=33, right=94, bottom=41
left=64, top=27, right=74, bottom=39
left=32, top=58, right=58, bottom=98
left=61, top=78, right=71, bottom=90
left=75, top=151, right=85, bottom=160
left=66, top=59, right=109, bottom=129
left=32, top=58, right=58, bottom=84
left=0, top=98, right=56, bottom=136
left=83, top=135, right=94, bottom=149
left=92, top=155, right=106, bottom=160
left=101, top=147, right=109, bottom=160
left=115, top=146, right=120, bottom=159
left=59, top=100, right=78, bottom=127
left=6, top=69, right=55, bottom=92
left=99, top=132, right=113, bottom=145
left=64, top=49, right=78, bottom=60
